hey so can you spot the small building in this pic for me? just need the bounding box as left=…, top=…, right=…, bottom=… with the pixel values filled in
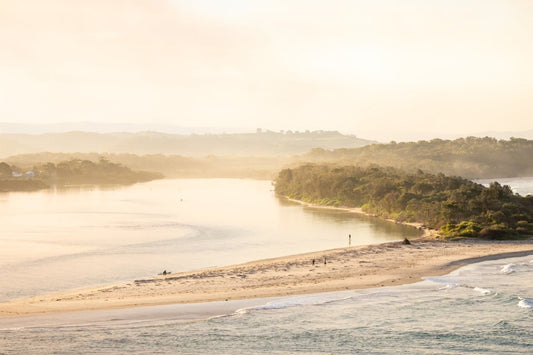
left=11, top=171, right=35, bottom=179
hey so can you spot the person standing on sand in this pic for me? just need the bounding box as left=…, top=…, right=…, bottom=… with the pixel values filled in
left=348, top=234, right=351, bottom=246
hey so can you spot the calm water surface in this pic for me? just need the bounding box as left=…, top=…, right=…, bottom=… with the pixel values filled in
left=475, top=177, right=533, bottom=196
left=0, top=179, right=419, bottom=302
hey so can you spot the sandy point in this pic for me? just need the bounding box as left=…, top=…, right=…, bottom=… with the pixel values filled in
left=0, top=237, right=532, bottom=317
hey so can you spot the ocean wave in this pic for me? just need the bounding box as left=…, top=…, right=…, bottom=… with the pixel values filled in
left=473, top=287, right=492, bottom=295
left=236, top=294, right=354, bottom=314
left=518, top=297, right=533, bottom=309
left=424, top=276, right=496, bottom=295
left=500, top=264, right=515, bottom=274
left=423, top=276, right=461, bottom=290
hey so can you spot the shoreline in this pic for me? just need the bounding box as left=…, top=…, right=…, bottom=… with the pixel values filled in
left=284, top=196, right=435, bottom=237
left=0, top=238, right=531, bottom=318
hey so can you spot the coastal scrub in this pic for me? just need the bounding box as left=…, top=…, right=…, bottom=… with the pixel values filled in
left=275, top=164, right=533, bottom=239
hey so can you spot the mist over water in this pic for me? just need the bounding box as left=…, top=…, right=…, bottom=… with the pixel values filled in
left=475, top=177, right=533, bottom=196
left=0, top=179, right=420, bottom=302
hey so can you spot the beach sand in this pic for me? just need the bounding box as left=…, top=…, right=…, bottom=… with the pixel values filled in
left=1, top=237, right=532, bottom=317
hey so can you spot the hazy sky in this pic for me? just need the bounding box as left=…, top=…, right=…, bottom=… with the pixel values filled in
left=1, top=0, right=532, bottom=140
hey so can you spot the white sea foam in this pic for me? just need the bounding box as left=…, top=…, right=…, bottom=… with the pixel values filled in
left=235, top=301, right=302, bottom=315
left=425, top=276, right=496, bottom=295
left=235, top=289, right=406, bottom=315
left=423, top=276, right=460, bottom=290
left=235, top=299, right=318, bottom=315
left=473, top=287, right=492, bottom=295
left=518, top=297, right=533, bottom=308
left=237, top=293, right=355, bottom=314
left=500, top=264, right=515, bottom=274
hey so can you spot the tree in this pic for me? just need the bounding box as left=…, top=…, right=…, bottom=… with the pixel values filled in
left=275, top=164, right=533, bottom=239
left=0, top=162, right=12, bottom=178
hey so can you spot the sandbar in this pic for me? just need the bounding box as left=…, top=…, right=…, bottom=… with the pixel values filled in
left=0, top=237, right=532, bottom=317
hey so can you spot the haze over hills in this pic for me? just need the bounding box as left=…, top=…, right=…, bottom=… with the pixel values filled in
left=2, top=123, right=532, bottom=181
left=5, top=136, right=533, bottom=181
left=0, top=129, right=374, bottom=158
left=301, top=137, right=533, bottom=179
left=2, top=122, right=532, bottom=142
left=0, top=122, right=244, bottom=135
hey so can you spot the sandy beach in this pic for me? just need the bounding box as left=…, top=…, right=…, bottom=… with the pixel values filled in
left=1, top=237, right=532, bottom=317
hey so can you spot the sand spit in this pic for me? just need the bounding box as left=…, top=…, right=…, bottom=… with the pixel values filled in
left=1, top=238, right=532, bottom=317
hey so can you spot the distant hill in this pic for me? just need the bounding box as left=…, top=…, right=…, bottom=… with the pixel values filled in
left=0, top=122, right=244, bottom=135
left=5, top=136, right=532, bottom=180
left=300, top=137, right=533, bottom=179
left=5, top=152, right=286, bottom=180
left=0, top=130, right=374, bottom=158
left=471, top=129, right=533, bottom=141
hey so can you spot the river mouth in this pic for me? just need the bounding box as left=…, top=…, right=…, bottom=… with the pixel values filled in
left=0, top=178, right=420, bottom=302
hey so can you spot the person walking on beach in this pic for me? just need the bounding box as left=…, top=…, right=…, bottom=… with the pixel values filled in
left=348, top=234, right=351, bottom=246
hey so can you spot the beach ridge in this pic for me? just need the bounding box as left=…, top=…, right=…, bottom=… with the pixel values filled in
left=0, top=238, right=532, bottom=317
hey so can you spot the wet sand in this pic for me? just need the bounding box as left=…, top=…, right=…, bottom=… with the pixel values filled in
left=1, top=237, right=532, bottom=317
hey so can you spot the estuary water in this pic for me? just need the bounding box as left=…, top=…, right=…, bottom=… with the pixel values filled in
left=475, top=176, right=533, bottom=196
left=0, top=179, right=419, bottom=302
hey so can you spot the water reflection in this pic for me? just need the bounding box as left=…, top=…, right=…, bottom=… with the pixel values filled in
left=276, top=196, right=421, bottom=238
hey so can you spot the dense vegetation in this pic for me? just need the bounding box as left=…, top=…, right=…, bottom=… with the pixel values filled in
left=302, top=137, right=533, bottom=178
left=4, top=137, right=532, bottom=180
left=275, top=164, right=533, bottom=239
left=0, top=158, right=162, bottom=192
left=5, top=153, right=284, bottom=179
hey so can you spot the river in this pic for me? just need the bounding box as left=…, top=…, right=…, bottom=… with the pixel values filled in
left=0, top=178, right=419, bottom=302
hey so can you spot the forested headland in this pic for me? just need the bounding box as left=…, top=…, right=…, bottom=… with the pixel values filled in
left=302, top=137, right=533, bottom=178
left=275, top=164, right=533, bottom=239
left=0, top=158, right=162, bottom=192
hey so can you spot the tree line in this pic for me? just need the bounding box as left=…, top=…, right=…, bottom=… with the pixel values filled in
left=4, top=152, right=284, bottom=180
left=0, top=158, right=162, bottom=192
left=302, top=137, right=533, bottom=178
left=5, top=137, right=533, bottom=180
left=275, top=164, right=533, bottom=239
